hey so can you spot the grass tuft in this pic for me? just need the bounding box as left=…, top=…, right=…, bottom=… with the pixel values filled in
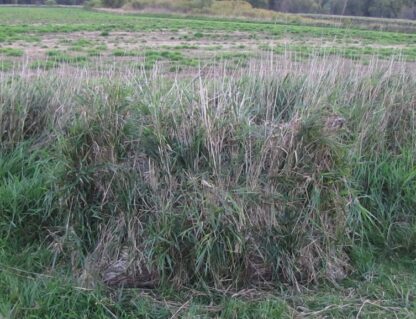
left=0, top=54, right=415, bottom=317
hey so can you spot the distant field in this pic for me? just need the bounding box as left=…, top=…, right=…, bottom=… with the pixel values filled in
left=300, top=12, right=416, bottom=33
left=1, top=7, right=416, bottom=319
left=1, top=6, right=416, bottom=74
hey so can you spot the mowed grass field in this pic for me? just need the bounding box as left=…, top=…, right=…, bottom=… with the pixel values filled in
left=1, top=6, right=416, bottom=319
left=1, top=6, right=416, bottom=73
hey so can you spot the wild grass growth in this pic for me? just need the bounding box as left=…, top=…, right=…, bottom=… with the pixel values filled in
left=0, top=57, right=415, bottom=316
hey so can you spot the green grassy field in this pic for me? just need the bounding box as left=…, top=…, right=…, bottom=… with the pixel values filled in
left=1, top=6, right=416, bottom=74
left=0, top=6, right=416, bottom=319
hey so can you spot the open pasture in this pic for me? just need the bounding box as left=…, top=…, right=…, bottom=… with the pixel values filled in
left=1, top=7, right=416, bottom=73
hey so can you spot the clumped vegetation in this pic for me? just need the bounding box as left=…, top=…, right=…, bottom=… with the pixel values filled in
left=0, top=48, right=24, bottom=57
left=0, top=55, right=415, bottom=317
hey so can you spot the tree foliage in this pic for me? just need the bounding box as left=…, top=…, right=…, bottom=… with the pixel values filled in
left=267, top=0, right=416, bottom=18
left=0, top=0, right=415, bottom=19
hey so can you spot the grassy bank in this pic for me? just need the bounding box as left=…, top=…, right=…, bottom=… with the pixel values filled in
left=0, top=56, right=415, bottom=317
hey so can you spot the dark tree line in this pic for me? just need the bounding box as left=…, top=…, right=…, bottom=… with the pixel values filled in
left=0, top=0, right=84, bottom=4
left=258, top=0, right=416, bottom=19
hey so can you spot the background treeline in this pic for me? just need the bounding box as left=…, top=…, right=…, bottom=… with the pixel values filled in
left=0, top=0, right=415, bottom=20
left=0, top=0, right=84, bottom=5
left=263, top=0, right=416, bottom=19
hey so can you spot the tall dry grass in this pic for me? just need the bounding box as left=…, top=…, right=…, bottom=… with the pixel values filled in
left=0, top=56, right=415, bottom=291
